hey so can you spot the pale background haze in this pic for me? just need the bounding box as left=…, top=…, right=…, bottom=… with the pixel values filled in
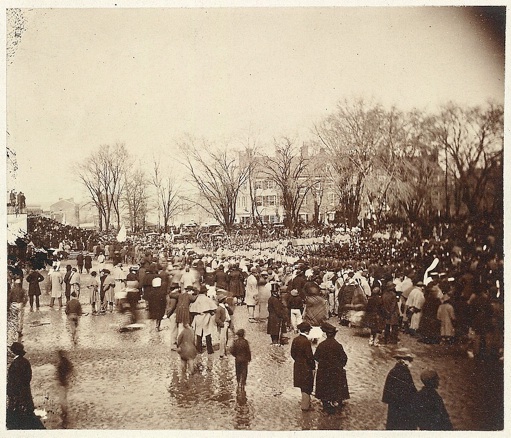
left=6, top=6, right=505, bottom=206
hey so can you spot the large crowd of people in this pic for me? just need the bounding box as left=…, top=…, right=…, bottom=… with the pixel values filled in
left=5, top=213, right=504, bottom=429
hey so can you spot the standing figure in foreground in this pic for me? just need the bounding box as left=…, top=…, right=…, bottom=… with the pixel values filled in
left=65, top=291, right=82, bottom=345
left=177, top=324, right=198, bottom=377
left=48, top=262, right=64, bottom=309
left=267, top=285, right=287, bottom=345
left=290, top=322, right=316, bottom=411
left=230, top=329, right=251, bottom=391
left=6, top=343, right=45, bottom=429
left=26, top=267, right=44, bottom=311
left=382, top=348, right=417, bottom=430
left=414, top=369, right=453, bottom=430
left=313, top=322, right=350, bottom=414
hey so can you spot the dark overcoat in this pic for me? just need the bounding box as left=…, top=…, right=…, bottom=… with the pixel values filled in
left=148, top=286, right=167, bottom=320
left=267, top=295, right=286, bottom=336
left=291, top=334, right=315, bottom=394
left=414, top=387, right=453, bottom=430
left=26, top=271, right=44, bottom=297
left=382, top=361, right=417, bottom=430
left=313, top=337, right=350, bottom=402
left=7, top=355, right=34, bottom=412
left=84, top=255, right=93, bottom=270
left=228, top=269, right=245, bottom=298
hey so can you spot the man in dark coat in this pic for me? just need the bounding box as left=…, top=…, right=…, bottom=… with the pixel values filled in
left=291, top=322, right=315, bottom=411
left=267, top=287, right=287, bottom=344
left=26, top=268, right=44, bottom=311
left=381, top=281, right=400, bottom=344
left=382, top=348, right=417, bottom=430
left=313, top=322, right=349, bottom=414
left=7, top=343, right=45, bottom=429
left=413, top=369, right=453, bottom=430
left=230, top=329, right=252, bottom=390
left=76, top=252, right=84, bottom=274
left=84, top=253, right=93, bottom=274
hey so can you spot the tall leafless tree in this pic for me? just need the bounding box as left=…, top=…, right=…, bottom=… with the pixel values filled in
left=151, top=158, right=182, bottom=234
left=124, top=166, right=149, bottom=233
left=431, top=102, right=504, bottom=216
left=178, top=137, right=251, bottom=234
left=262, top=138, right=312, bottom=236
left=315, top=98, right=387, bottom=226
left=75, top=143, right=130, bottom=231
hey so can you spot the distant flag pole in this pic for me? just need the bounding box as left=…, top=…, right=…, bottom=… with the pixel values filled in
left=117, top=224, right=127, bottom=242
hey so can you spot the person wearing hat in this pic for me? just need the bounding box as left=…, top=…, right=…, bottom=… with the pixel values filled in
left=215, top=295, right=231, bottom=357
left=245, top=266, right=259, bottom=322
left=405, top=281, right=426, bottom=336
left=288, top=289, right=305, bottom=333
left=291, top=322, right=316, bottom=411
left=84, top=252, right=93, bottom=274
left=413, top=369, right=453, bottom=430
left=125, top=267, right=140, bottom=323
left=189, top=285, right=217, bottom=354
left=7, top=343, right=45, bottom=429
left=256, top=271, right=271, bottom=320
left=382, top=280, right=400, bottom=344
left=147, top=276, right=167, bottom=331
left=230, top=329, right=252, bottom=391
left=25, top=267, right=44, bottom=312
left=99, top=269, right=115, bottom=313
left=267, top=285, right=287, bottom=345
left=48, top=261, right=64, bottom=309
left=65, top=291, right=83, bottom=344
left=437, top=293, right=456, bottom=344
left=382, top=348, right=417, bottom=430
left=313, top=322, right=349, bottom=414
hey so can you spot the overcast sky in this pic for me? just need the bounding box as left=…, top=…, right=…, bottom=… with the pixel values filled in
left=5, top=5, right=505, bottom=205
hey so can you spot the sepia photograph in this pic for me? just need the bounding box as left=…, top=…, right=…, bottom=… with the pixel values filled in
left=3, top=1, right=506, bottom=432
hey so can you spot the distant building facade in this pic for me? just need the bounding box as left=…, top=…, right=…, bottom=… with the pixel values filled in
left=49, top=198, right=80, bottom=227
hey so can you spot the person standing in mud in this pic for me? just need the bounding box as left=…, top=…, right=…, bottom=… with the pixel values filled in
left=56, top=350, right=73, bottom=429
left=291, top=322, right=315, bottom=411
left=7, top=342, right=45, bottom=429
left=230, top=329, right=251, bottom=391
left=382, top=348, right=417, bottom=430
left=84, top=253, right=93, bottom=274
left=65, top=292, right=82, bottom=345
left=26, top=267, right=44, bottom=312
left=313, top=322, right=350, bottom=414
left=413, top=369, right=453, bottom=430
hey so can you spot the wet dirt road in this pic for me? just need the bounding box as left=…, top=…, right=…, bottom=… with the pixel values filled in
left=12, top=264, right=504, bottom=431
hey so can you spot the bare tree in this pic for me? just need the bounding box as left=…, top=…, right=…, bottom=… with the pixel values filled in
left=178, top=137, right=251, bottom=234
left=431, top=102, right=504, bottom=216
left=124, top=166, right=149, bottom=233
left=262, top=138, right=312, bottom=236
left=151, top=158, right=182, bottom=234
left=75, top=143, right=130, bottom=231
left=315, top=98, right=387, bottom=226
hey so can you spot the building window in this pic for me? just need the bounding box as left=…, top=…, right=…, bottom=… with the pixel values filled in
left=255, top=181, right=264, bottom=190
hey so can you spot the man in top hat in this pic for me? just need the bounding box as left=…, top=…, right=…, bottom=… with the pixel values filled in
left=313, top=322, right=349, bottom=414
left=382, top=348, right=417, bottom=430
left=7, top=342, right=45, bottom=429
left=291, top=322, right=315, bottom=411
left=413, top=369, right=453, bottom=430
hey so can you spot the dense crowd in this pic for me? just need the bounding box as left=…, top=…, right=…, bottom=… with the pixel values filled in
left=6, top=214, right=503, bottom=429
